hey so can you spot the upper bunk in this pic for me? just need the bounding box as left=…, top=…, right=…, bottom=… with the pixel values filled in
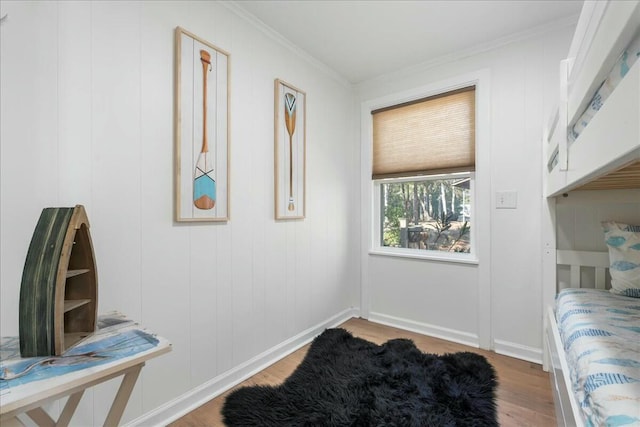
left=544, top=0, right=640, bottom=197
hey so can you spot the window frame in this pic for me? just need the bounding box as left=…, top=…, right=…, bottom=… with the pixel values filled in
left=371, top=172, right=477, bottom=264
left=362, top=71, right=489, bottom=265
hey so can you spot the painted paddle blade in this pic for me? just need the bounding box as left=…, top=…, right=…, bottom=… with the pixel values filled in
left=284, top=92, right=297, bottom=211
left=194, top=49, right=215, bottom=210
left=284, top=93, right=297, bottom=135
left=194, top=152, right=216, bottom=210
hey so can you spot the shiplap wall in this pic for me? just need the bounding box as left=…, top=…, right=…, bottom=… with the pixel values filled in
left=0, top=1, right=358, bottom=424
left=552, top=189, right=640, bottom=293
left=556, top=190, right=640, bottom=251
left=357, top=22, right=576, bottom=363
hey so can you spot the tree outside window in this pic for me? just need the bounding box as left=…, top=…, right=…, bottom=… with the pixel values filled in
left=380, top=176, right=471, bottom=253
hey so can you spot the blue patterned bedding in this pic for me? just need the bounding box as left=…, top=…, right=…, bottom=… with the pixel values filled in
left=569, top=31, right=640, bottom=143
left=556, top=288, right=640, bottom=426
left=548, top=32, right=640, bottom=171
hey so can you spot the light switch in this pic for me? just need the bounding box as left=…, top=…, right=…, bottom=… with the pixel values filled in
left=496, top=191, right=517, bottom=209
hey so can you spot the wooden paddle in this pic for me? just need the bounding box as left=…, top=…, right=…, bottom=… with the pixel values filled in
left=284, top=92, right=297, bottom=211
left=193, top=49, right=216, bottom=210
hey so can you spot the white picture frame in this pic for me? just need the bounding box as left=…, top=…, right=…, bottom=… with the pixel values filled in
left=175, top=27, right=230, bottom=222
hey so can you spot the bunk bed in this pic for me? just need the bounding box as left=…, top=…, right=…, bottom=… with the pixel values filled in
left=543, top=2, right=640, bottom=426
left=546, top=248, right=640, bottom=427
left=544, top=0, right=640, bottom=197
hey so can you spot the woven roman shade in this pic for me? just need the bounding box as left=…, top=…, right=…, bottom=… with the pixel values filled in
left=372, top=86, right=475, bottom=179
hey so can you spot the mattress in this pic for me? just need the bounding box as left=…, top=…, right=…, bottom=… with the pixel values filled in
left=556, top=288, right=640, bottom=426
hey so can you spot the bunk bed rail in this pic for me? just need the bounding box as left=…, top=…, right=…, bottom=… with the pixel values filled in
left=544, top=0, right=640, bottom=197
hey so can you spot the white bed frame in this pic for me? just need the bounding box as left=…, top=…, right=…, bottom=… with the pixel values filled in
left=544, top=0, right=640, bottom=197
left=544, top=249, right=610, bottom=427
left=543, top=3, right=640, bottom=423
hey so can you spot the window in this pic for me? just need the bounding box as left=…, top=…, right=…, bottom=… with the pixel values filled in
left=378, top=174, right=472, bottom=253
left=370, top=85, right=476, bottom=260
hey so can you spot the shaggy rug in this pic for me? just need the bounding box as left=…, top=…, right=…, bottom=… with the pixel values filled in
left=222, top=328, right=498, bottom=426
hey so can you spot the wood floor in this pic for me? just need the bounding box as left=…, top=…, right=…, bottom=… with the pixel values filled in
left=169, top=318, right=556, bottom=426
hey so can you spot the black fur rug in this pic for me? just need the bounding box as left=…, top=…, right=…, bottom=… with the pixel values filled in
left=222, top=328, right=498, bottom=426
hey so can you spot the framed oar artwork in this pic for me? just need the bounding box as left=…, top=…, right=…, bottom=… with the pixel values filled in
left=274, top=79, right=306, bottom=219
left=174, top=27, right=230, bottom=222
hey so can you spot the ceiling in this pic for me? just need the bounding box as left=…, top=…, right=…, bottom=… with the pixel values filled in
left=236, top=0, right=583, bottom=84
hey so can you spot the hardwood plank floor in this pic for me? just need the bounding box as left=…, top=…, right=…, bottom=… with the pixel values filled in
left=169, top=318, right=556, bottom=426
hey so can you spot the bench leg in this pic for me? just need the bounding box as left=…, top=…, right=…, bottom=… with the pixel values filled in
left=103, top=364, right=143, bottom=427
left=24, top=390, right=84, bottom=427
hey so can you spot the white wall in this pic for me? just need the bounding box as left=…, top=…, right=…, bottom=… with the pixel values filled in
left=2, top=1, right=606, bottom=423
left=556, top=190, right=640, bottom=252
left=554, top=190, right=640, bottom=291
left=0, top=1, right=358, bottom=424
left=356, top=22, right=575, bottom=362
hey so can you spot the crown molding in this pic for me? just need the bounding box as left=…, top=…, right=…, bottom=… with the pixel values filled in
left=356, top=14, right=580, bottom=90
left=221, top=1, right=352, bottom=89
left=221, top=2, right=579, bottom=91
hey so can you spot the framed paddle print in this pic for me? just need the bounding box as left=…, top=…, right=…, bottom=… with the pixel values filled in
left=175, top=27, right=230, bottom=222
left=274, top=79, right=306, bottom=220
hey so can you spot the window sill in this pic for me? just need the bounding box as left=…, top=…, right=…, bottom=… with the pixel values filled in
left=368, top=248, right=479, bottom=265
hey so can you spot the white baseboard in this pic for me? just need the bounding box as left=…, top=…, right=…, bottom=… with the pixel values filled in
left=493, top=339, right=543, bottom=364
left=126, top=307, right=360, bottom=427
left=368, top=312, right=543, bottom=364
left=128, top=308, right=543, bottom=426
left=367, top=312, right=480, bottom=348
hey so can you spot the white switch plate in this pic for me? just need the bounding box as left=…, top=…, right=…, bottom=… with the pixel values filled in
left=496, top=191, right=517, bottom=209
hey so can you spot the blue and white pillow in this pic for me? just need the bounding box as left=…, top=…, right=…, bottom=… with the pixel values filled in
left=602, top=221, right=640, bottom=298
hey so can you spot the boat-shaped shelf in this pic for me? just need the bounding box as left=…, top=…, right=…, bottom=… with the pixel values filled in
left=19, top=205, right=98, bottom=357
